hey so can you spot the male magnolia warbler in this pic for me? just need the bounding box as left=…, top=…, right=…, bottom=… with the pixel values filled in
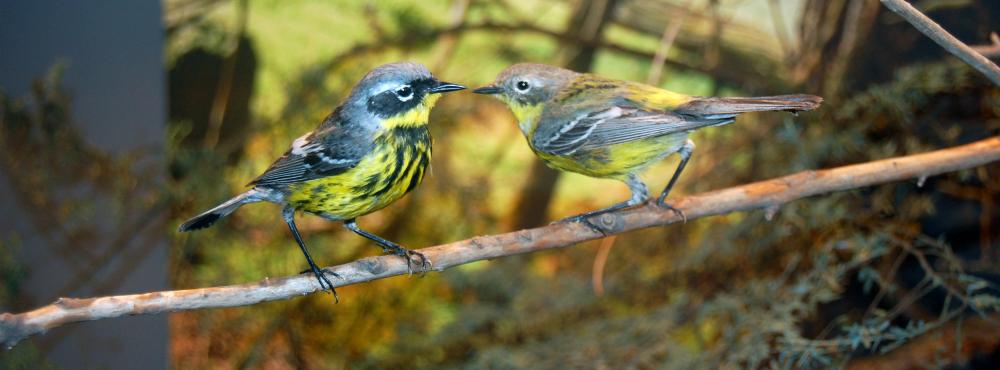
left=474, top=63, right=821, bottom=230
left=179, top=62, right=465, bottom=301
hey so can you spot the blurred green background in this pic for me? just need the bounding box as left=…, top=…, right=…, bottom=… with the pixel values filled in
left=3, top=0, right=1000, bottom=368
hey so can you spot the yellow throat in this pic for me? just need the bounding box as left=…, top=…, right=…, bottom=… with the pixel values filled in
left=381, top=93, right=442, bottom=129
left=503, top=98, right=545, bottom=136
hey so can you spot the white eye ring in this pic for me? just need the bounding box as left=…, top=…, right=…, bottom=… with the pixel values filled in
left=395, top=85, right=414, bottom=101
left=515, top=80, right=531, bottom=93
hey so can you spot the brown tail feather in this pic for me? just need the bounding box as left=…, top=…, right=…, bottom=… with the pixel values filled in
left=676, top=94, right=823, bottom=116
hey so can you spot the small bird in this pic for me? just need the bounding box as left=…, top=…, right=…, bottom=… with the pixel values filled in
left=179, top=62, right=465, bottom=300
left=474, top=63, right=821, bottom=229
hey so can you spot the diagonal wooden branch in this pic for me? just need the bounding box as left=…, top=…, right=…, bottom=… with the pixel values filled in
left=880, top=0, right=1000, bottom=85
left=2, top=136, right=999, bottom=349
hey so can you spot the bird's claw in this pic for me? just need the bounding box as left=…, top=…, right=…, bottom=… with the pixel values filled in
left=304, top=267, right=340, bottom=303
left=383, top=246, right=432, bottom=276
left=656, top=198, right=687, bottom=223
left=555, top=215, right=610, bottom=236
left=300, top=267, right=342, bottom=279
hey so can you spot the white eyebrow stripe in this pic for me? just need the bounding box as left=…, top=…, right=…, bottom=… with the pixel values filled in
left=370, top=82, right=397, bottom=94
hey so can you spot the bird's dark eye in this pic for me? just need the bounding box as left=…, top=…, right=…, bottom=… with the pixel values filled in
left=516, top=81, right=530, bottom=92
left=395, top=86, right=413, bottom=99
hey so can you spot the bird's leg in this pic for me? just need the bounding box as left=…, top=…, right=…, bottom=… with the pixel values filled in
left=283, top=206, right=339, bottom=303
left=343, top=219, right=431, bottom=275
left=656, top=139, right=694, bottom=222
left=558, top=174, right=649, bottom=235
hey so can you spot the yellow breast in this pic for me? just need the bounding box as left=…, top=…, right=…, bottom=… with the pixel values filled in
left=286, top=126, right=431, bottom=220
left=532, top=133, right=687, bottom=180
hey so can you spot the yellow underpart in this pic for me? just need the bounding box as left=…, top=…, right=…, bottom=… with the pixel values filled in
left=287, top=134, right=431, bottom=220
left=507, top=76, right=696, bottom=180
left=502, top=99, right=545, bottom=136
left=381, top=93, right=440, bottom=129
left=286, top=98, right=437, bottom=220
left=534, top=133, right=687, bottom=179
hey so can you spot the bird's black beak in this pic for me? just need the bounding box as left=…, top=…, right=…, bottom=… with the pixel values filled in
left=429, top=81, right=466, bottom=94
left=473, top=85, right=502, bottom=95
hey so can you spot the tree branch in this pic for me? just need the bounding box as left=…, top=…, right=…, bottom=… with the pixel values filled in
left=2, top=136, right=999, bottom=349
left=314, top=21, right=762, bottom=90
left=880, top=0, right=1000, bottom=85
left=970, top=32, right=1000, bottom=59
left=847, top=313, right=1000, bottom=370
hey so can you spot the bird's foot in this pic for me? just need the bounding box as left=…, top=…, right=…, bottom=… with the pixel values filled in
left=303, top=266, right=340, bottom=303
left=555, top=214, right=610, bottom=236
left=383, top=245, right=432, bottom=276
left=655, top=198, right=687, bottom=223
left=299, top=267, right=342, bottom=280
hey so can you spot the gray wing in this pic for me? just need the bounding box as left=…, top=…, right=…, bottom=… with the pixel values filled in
left=249, top=126, right=370, bottom=188
left=531, top=104, right=732, bottom=156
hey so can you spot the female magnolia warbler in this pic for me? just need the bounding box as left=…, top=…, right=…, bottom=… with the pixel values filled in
left=474, top=63, right=821, bottom=230
left=179, top=62, right=465, bottom=300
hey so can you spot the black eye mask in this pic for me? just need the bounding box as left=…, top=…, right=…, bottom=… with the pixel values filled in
left=366, top=78, right=436, bottom=119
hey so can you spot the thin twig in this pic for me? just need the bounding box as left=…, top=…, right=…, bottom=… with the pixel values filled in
left=307, top=20, right=766, bottom=94
left=2, top=137, right=999, bottom=349
left=202, top=0, right=249, bottom=149
left=767, top=0, right=793, bottom=62
left=862, top=250, right=909, bottom=320
left=846, top=313, right=1000, bottom=370
left=880, top=0, right=1000, bottom=85
left=591, top=235, right=617, bottom=296
left=646, top=0, right=692, bottom=85
left=429, top=0, right=471, bottom=72
left=970, top=32, right=1000, bottom=59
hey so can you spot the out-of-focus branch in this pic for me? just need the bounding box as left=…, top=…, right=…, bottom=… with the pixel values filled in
left=428, top=0, right=470, bottom=71
left=767, top=0, right=792, bottom=61
left=646, top=0, right=692, bottom=84
left=970, top=32, right=1000, bottom=59
left=847, top=313, right=1000, bottom=370
left=202, top=0, right=248, bottom=149
left=591, top=235, right=617, bottom=296
left=315, top=20, right=760, bottom=90
left=880, top=0, right=1000, bottom=85
left=3, top=137, right=1000, bottom=349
